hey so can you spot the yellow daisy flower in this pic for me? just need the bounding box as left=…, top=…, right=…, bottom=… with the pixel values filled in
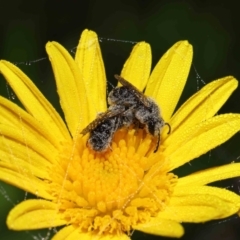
left=0, top=29, right=240, bottom=239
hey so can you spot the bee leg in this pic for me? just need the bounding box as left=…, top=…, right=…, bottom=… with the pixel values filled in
left=154, top=132, right=160, bottom=153
left=165, top=122, right=171, bottom=134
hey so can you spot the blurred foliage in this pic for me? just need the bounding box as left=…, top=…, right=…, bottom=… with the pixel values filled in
left=0, top=0, right=240, bottom=239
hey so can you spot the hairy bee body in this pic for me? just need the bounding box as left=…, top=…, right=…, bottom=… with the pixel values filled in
left=81, top=75, right=170, bottom=153
left=108, top=75, right=170, bottom=152
left=81, top=105, right=134, bottom=152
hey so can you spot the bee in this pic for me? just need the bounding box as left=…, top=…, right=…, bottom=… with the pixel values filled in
left=81, top=105, right=134, bottom=152
left=108, top=75, right=171, bottom=152
left=108, top=75, right=150, bottom=107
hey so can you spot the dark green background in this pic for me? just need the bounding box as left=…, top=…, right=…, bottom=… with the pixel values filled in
left=1, top=0, right=240, bottom=239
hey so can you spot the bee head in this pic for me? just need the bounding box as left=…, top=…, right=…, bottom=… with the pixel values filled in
left=146, top=114, right=165, bottom=134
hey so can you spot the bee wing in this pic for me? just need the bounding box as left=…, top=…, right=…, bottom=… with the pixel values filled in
left=114, top=74, right=150, bottom=107
left=80, top=107, right=125, bottom=135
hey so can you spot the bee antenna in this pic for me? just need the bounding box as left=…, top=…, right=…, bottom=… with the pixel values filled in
left=165, top=122, right=171, bottom=134
left=154, top=132, right=160, bottom=153
left=108, top=81, right=115, bottom=89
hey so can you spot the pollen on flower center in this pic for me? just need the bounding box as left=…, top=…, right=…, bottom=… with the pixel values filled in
left=49, top=128, right=177, bottom=234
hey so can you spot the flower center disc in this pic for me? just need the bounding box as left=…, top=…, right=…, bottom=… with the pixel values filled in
left=50, top=128, right=177, bottom=234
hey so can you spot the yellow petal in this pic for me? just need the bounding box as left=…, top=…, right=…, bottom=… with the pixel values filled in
left=177, top=163, right=240, bottom=187
left=1, top=170, right=51, bottom=199
left=0, top=122, right=55, bottom=190
left=0, top=125, right=54, bottom=170
left=145, top=41, right=193, bottom=121
left=120, top=42, right=151, bottom=91
left=0, top=123, right=57, bottom=164
left=46, top=42, right=89, bottom=136
left=53, top=225, right=130, bottom=240
left=158, top=194, right=237, bottom=222
left=75, top=29, right=107, bottom=122
left=133, top=218, right=184, bottom=238
left=0, top=96, right=60, bottom=149
left=0, top=165, right=52, bottom=199
left=7, top=199, right=66, bottom=230
left=0, top=154, right=50, bottom=180
left=173, top=185, right=240, bottom=209
left=52, top=226, right=76, bottom=240
left=165, top=114, right=240, bottom=170
left=0, top=61, right=70, bottom=141
left=163, top=76, right=238, bottom=141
